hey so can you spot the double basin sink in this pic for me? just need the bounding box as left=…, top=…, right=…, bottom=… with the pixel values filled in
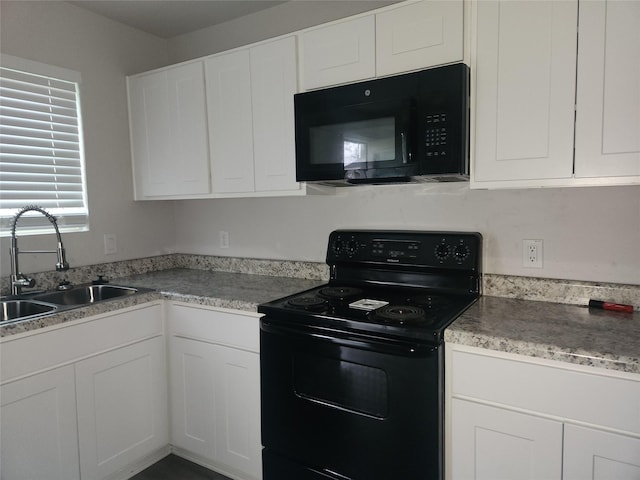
left=1, top=284, right=151, bottom=325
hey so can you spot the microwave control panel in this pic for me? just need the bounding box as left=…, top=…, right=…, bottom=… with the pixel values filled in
left=424, top=113, right=448, bottom=158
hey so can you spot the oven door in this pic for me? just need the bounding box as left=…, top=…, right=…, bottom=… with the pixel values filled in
left=260, top=318, right=443, bottom=480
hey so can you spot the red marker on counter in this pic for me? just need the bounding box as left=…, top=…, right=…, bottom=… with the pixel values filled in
left=588, top=299, right=634, bottom=313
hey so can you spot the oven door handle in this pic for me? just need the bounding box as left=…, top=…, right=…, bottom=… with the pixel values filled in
left=261, top=319, right=438, bottom=357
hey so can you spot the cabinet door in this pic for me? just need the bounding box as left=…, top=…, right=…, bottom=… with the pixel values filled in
left=129, top=71, right=172, bottom=197
left=0, top=366, right=80, bottom=480
left=472, top=1, right=577, bottom=184
left=213, top=344, right=262, bottom=480
left=128, top=62, right=210, bottom=198
left=574, top=0, right=640, bottom=179
left=301, top=15, right=375, bottom=90
left=251, top=36, right=299, bottom=192
left=451, top=399, right=562, bottom=480
left=376, top=0, right=463, bottom=77
left=75, top=336, right=168, bottom=479
left=206, top=50, right=255, bottom=193
left=564, top=424, right=640, bottom=480
left=169, top=336, right=216, bottom=460
left=166, top=63, right=211, bottom=195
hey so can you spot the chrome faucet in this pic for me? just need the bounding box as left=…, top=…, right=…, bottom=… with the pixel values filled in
left=10, top=205, right=69, bottom=296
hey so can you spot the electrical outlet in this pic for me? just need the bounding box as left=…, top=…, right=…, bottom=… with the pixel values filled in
left=523, top=239, right=543, bottom=268
left=219, top=231, right=229, bottom=249
left=104, top=234, right=117, bottom=255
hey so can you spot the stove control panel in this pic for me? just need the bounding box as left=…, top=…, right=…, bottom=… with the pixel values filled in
left=328, top=230, right=481, bottom=271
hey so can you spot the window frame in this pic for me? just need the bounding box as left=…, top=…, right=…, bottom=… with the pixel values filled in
left=0, top=54, right=89, bottom=237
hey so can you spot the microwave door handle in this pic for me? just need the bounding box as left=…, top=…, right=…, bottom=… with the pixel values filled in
left=401, top=132, right=410, bottom=164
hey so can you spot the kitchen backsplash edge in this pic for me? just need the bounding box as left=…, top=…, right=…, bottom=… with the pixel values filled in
left=1, top=254, right=638, bottom=308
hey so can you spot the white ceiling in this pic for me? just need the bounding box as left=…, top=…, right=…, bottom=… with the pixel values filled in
left=69, top=0, right=288, bottom=39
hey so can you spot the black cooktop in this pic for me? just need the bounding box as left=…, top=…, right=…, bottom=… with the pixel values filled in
left=258, top=230, right=482, bottom=344
left=258, top=283, right=478, bottom=344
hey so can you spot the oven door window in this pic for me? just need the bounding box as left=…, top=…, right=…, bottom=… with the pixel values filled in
left=294, top=352, right=388, bottom=419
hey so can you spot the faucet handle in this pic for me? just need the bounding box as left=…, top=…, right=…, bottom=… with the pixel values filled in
left=56, top=262, right=69, bottom=271
left=12, top=274, right=35, bottom=289
left=56, top=243, right=69, bottom=271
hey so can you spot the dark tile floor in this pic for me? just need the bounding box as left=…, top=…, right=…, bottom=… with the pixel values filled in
left=131, top=454, right=231, bottom=480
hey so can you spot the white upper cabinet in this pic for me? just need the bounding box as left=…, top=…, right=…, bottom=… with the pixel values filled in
left=300, top=0, right=464, bottom=90
left=251, top=37, right=299, bottom=192
left=128, top=62, right=211, bottom=199
left=472, top=0, right=578, bottom=186
left=206, top=50, right=255, bottom=193
left=574, top=0, right=640, bottom=180
left=376, top=0, right=463, bottom=77
left=301, top=15, right=376, bottom=90
left=206, top=36, right=300, bottom=194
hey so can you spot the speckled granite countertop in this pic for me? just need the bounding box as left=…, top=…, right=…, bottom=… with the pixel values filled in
left=119, top=268, right=324, bottom=310
left=2, top=266, right=638, bottom=375
left=445, top=296, right=640, bottom=374
left=0, top=268, right=323, bottom=338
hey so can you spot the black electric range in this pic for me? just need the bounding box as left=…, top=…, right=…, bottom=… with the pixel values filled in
left=258, top=229, right=482, bottom=345
left=258, top=230, right=482, bottom=480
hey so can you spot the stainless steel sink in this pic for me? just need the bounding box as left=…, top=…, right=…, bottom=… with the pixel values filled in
left=0, top=283, right=152, bottom=327
left=1, top=299, right=57, bottom=323
left=34, top=285, right=139, bottom=306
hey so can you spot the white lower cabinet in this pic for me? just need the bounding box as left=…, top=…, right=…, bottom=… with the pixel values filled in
left=451, top=399, right=562, bottom=480
left=0, top=365, right=80, bottom=480
left=563, top=425, right=640, bottom=480
left=168, top=303, right=262, bottom=480
left=76, top=336, right=169, bottom=479
left=447, top=344, right=640, bottom=480
left=0, top=302, right=168, bottom=480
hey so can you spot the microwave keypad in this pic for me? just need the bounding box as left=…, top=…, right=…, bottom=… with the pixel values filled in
left=425, top=113, right=448, bottom=157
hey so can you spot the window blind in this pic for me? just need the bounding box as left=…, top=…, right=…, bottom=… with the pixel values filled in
left=0, top=57, right=89, bottom=235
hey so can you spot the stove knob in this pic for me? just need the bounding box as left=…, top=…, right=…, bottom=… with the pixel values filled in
left=346, top=238, right=358, bottom=256
left=453, top=244, right=471, bottom=263
left=332, top=238, right=345, bottom=255
left=434, top=243, right=451, bottom=262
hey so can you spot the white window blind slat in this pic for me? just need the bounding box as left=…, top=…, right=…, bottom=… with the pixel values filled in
left=0, top=58, right=89, bottom=235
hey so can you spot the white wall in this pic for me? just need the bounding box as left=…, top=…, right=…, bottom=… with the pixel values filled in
left=173, top=184, right=640, bottom=285
left=168, top=2, right=640, bottom=286
left=0, top=1, right=174, bottom=276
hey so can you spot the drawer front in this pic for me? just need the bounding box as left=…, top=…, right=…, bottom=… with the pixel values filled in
left=451, top=347, right=640, bottom=435
left=1, top=302, right=164, bottom=382
left=168, top=303, right=260, bottom=352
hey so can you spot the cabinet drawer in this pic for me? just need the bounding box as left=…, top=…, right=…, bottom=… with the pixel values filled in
left=451, top=348, right=640, bottom=435
left=1, top=302, right=163, bottom=382
left=168, top=303, right=260, bottom=352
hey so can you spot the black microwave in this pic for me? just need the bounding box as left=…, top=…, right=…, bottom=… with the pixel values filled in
left=295, top=63, right=469, bottom=185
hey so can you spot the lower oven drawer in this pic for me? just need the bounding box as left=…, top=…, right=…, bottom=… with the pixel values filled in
left=260, top=319, right=443, bottom=480
left=263, top=449, right=342, bottom=480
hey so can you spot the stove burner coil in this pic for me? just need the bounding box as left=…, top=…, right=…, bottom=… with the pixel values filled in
left=409, top=295, right=452, bottom=310
left=319, top=286, right=364, bottom=301
left=369, top=305, right=429, bottom=325
left=287, top=296, right=328, bottom=311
